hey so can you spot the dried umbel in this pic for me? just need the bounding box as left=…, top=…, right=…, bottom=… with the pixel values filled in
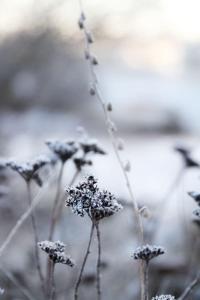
left=80, top=140, right=106, bottom=156
left=46, top=140, right=79, bottom=163
left=38, top=241, right=74, bottom=267
left=152, top=296, right=175, bottom=300
left=7, top=155, right=50, bottom=186
left=73, top=157, right=92, bottom=171
left=133, top=244, right=165, bottom=262
left=188, top=191, right=200, bottom=206
left=66, top=175, right=122, bottom=221
left=174, top=146, right=199, bottom=168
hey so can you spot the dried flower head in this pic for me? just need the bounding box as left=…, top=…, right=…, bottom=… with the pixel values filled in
left=46, top=140, right=78, bottom=163
left=66, top=175, right=122, bottom=221
left=174, top=146, right=199, bottom=168
left=73, top=157, right=92, bottom=171
left=38, top=240, right=74, bottom=267
left=80, top=139, right=106, bottom=155
left=133, top=244, right=165, bottom=262
left=7, top=156, right=50, bottom=186
left=152, top=296, right=175, bottom=300
left=188, top=191, right=200, bottom=206
left=193, top=208, right=200, bottom=218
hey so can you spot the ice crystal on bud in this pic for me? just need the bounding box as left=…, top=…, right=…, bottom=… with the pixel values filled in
left=46, top=140, right=78, bottom=163
left=38, top=240, right=74, bottom=267
left=66, top=175, right=122, bottom=221
left=89, top=86, right=96, bottom=96
left=188, top=191, right=200, bottom=206
left=117, top=139, right=124, bottom=151
left=152, top=296, right=175, bottom=300
left=124, top=161, right=131, bottom=172
left=91, top=55, right=98, bottom=65
left=133, top=244, right=165, bottom=262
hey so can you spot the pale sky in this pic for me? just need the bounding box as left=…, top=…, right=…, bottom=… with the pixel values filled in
left=0, top=0, right=200, bottom=42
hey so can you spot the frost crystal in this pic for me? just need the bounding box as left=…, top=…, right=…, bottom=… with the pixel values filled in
left=133, top=244, right=165, bottom=261
left=38, top=240, right=74, bottom=267
left=46, top=140, right=78, bottom=163
left=152, top=295, right=175, bottom=300
left=66, top=175, right=122, bottom=221
left=7, top=156, right=50, bottom=186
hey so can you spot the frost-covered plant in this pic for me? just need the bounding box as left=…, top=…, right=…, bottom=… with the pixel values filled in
left=66, top=175, right=122, bottom=300
left=7, top=155, right=51, bottom=186
left=133, top=245, right=165, bottom=300
left=66, top=175, right=122, bottom=221
left=46, top=140, right=79, bottom=163
left=38, top=240, right=74, bottom=300
left=133, top=245, right=165, bottom=262
left=152, top=296, right=175, bottom=300
left=174, top=146, right=199, bottom=168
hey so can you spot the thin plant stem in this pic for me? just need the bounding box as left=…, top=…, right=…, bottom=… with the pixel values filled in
left=48, top=162, right=65, bottom=241
left=178, top=271, right=200, bottom=300
left=49, top=262, right=56, bottom=300
left=0, top=171, right=56, bottom=258
left=0, top=265, right=35, bottom=300
left=76, top=1, right=145, bottom=299
left=74, top=222, right=95, bottom=300
left=26, top=182, right=46, bottom=298
left=95, top=222, right=101, bottom=300
left=144, top=261, right=149, bottom=300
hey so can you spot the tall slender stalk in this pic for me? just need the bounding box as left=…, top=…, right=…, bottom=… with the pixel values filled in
left=74, top=222, right=95, bottom=300
left=26, top=182, right=46, bottom=298
left=48, top=163, right=65, bottom=241
left=76, top=1, right=145, bottom=299
left=144, top=261, right=149, bottom=300
left=49, top=262, right=56, bottom=300
left=178, top=271, right=200, bottom=300
left=95, top=223, right=101, bottom=300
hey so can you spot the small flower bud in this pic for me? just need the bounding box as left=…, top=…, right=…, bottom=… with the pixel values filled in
left=117, top=138, right=124, bottom=151
left=86, top=32, right=94, bottom=44
left=89, top=86, right=96, bottom=96
left=91, top=55, right=98, bottom=65
left=84, top=50, right=90, bottom=60
left=124, top=161, right=131, bottom=172
left=107, top=102, right=113, bottom=111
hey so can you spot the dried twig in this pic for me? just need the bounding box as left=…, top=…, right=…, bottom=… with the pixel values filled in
left=74, top=222, right=95, bottom=300
left=26, top=182, right=46, bottom=297
left=178, top=271, right=200, bottom=300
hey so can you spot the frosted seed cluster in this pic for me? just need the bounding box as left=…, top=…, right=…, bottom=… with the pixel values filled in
left=133, top=244, right=165, bottom=261
left=66, top=175, right=122, bottom=221
left=38, top=240, right=74, bottom=267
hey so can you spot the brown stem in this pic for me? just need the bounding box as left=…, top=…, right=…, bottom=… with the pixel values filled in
left=95, top=223, right=102, bottom=300
left=74, top=222, right=95, bottom=300
left=178, top=271, right=200, bottom=300
left=26, top=182, right=46, bottom=298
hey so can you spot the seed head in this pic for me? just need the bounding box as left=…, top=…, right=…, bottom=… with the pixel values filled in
left=7, top=156, right=50, bottom=186
left=38, top=240, right=74, bottom=267
left=174, top=146, right=199, bottom=168
left=73, top=157, right=92, bottom=171
left=152, top=296, right=175, bottom=300
left=80, top=139, right=106, bottom=155
left=46, top=140, right=78, bottom=163
left=66, top=175, right=122, bottom=221
left=188, top=191, right=200, bottom=206
left=133, top=244, right=165, bottom=262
